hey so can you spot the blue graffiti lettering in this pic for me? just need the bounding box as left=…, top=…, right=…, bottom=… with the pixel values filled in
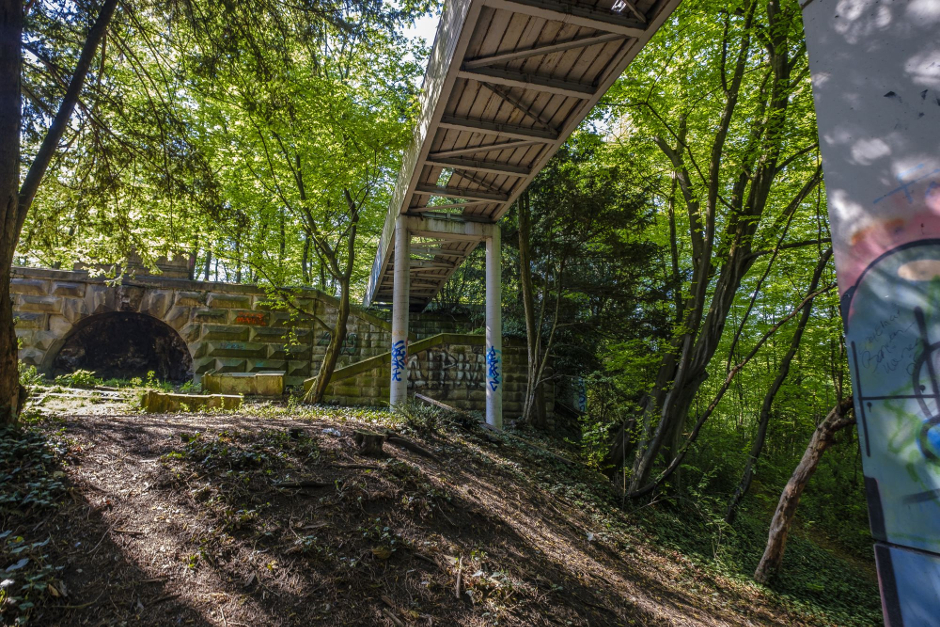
left=391, top=340, right=407, bottom=382
left=873, top=164, right=940, bottom=205
left=486, top=346, right=501, bottom=392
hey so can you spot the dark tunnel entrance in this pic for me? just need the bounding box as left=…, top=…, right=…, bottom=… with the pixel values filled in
left=52, top=312, right=193, bottom=382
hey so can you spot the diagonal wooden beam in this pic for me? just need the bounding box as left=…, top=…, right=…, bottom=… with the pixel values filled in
left=480, top=82, right=555, bottom=130
left=463, top=32, right=626, bottom=69
left=451, top=169, right=507, bottom=194
left=612, top=0, right=648, bottom=25
left=483, top=0, right=647, bottom=37
left=459, top=67, right=596, bottom=99
left=439, top=115, right=558, bottom=141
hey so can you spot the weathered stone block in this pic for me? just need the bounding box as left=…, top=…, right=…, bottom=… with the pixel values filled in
left=163, top=306, right=191, bottom=331
left=60, top=297, right=88, bottom=324
left=207, top=293, right=251, bottom=309
left=175, top=291, right=205, bottom=307
left=51, top=282, right=84, bottom=297
left=140, top=390, right=241, bottom=413
left=17, top=295, right=61, bottom=314
left=192, top=309, right=229, bottom=323
left=287, top=361, right=310, bottom=377
left=231, top=310, right=269, bottom=326
left=268, top=344, right=311, bottom=360
left=194, top=357, right=217, bottom=374
left=201, top=325, right=250, bottom=341
left=250, top=326, right=290, bottom=342
left=285, top=375, right=307, bottom=388
left=48, top=315, right=72, bottom=337
left=141, top=290, right=173, bottom=319
left=18, top=347, right=44, bottom=366
left=11, top=278, right=47, bottom=295
left=214, top=358, right=248, bottom=373
left=203, top=371, right=284, bottom=396
left=85, top=285, right=117, bottom=314
left=248, top=359, right=287, bottom=373
left=13, top=312, right=45, bottom=329
left=207, top=341, right=267, bottom=359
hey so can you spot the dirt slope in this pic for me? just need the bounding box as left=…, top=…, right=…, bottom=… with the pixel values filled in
left=2, top=406, right=867, bottom=626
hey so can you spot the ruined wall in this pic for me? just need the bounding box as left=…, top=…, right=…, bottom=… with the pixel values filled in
left=323, top=339, right=554, bottom=424
left=10, top=267, right=469, bottom=388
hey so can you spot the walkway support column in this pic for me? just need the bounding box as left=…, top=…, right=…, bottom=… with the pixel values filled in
left=485, top=225, right=502, bottom=428
left=390, top=215, right=410, bottom=407
left=801, top=0, right=940, bottom=621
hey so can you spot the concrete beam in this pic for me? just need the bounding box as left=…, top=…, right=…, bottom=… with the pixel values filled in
left=463, top=32, right=625, bottom=69
left=459, top=67, right=597, bottom=99
left=483, top=0, right=647, bottom=37
left=407, top=215, right=494, bottom=242
left=439, top=115, right=558, bottom=141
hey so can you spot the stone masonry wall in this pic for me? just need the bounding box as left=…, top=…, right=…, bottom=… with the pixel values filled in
left=11, top=267, right=468, bottom=389
left=324, top=340, right=555, bottom=423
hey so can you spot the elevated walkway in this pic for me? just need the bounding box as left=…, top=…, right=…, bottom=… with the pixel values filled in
left=365, top=0, right=683, bottom=308
left=364, top=0, right=684, bottom=427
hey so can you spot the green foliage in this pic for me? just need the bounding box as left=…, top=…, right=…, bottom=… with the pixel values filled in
left=52, top=370, right=100, bottom=389
left=632, top=498, right=881, bottom=626
left=17, top=365, right=44, bottom=389
left=0, top=427, right=69, bottom=624
left=391, top=401, right=452, bottom=434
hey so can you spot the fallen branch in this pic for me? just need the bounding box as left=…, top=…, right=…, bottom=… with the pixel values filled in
left=386, top=434, right=442, bottom=464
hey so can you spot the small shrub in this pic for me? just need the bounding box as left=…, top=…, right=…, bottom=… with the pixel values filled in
left=179, top=380, right=201, bottom=394
left=392, top=401, right=447, bottom=434
left=18, top=364, right=45, bottom=388
left=52, top=369, right=100, bottom=389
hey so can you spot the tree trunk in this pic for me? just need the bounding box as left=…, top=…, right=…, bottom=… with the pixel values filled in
left=306, top=277, right=350, bottom=404
left=1, top=0, right=117, bottom=424
left=517, top=191, right=547, bottom=427
left=725, top=248, right=832, bottom=524
left=0, top=0, right=22, bottom=426
left=753, top=396, right=855, bottom=584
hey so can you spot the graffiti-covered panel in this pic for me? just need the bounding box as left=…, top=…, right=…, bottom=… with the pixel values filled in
left=802, top=0, right=940, bottom=619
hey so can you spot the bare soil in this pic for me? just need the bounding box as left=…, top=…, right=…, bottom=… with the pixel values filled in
left=4, top=404, right=866, bottom=626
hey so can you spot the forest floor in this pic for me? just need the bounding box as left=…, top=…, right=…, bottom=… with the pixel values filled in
left=1, top=391, right=881, bottom=626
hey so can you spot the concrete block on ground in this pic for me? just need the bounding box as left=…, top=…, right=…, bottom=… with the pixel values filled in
left=140, top=390, right=242, bottom=413
left=203, top=371, right=284, bottom=396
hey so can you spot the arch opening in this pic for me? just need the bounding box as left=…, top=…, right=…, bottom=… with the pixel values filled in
left=52, top=312, right=193, bottom=382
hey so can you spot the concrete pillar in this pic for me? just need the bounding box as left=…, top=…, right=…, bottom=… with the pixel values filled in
left=485, top=225, right=502, bottom=428
left=802, top=0, right=940, bottom=621
left=390, top=215, right=410, bottom=407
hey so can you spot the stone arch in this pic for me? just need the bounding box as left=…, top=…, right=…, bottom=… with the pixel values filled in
left=42, top=311, right=194, bottom=382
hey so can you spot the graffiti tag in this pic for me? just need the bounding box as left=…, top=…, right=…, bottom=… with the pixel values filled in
left=392, top=340, right=407, bottom=382
left=486, top=346, right=501, bottom=392
left=873, top=164, right=940, bottom=205
left=234, top=312, right=267, bottom=326
left=317, top=331, right=360, bottom=356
